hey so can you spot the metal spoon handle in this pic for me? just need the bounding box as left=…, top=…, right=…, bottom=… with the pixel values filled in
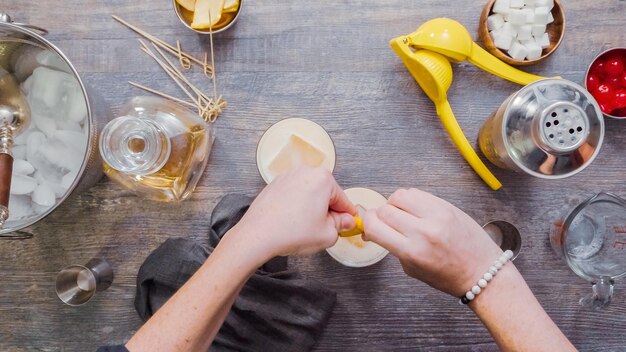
left=0, top=127, right=13, bottom=227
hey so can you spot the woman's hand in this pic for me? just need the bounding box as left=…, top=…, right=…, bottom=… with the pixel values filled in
left=362, top=188, right=502, bottom=297
left=228, top=167, right=357, bottom=261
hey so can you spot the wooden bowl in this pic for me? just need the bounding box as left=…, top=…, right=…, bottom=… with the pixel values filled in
left=479, top=0, right=565, bottom=66
left=172, top=0, right=243, bottom=34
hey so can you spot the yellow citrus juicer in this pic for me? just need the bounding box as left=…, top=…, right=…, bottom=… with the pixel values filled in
left=389, top=43, right=502, bottom=190
left=402, top=18, right=551, bottom=85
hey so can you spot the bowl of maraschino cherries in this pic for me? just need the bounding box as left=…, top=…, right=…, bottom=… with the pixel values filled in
left=586, top=48, right=626, bottom=119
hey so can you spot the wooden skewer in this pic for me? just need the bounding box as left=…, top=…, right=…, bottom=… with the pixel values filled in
left=128, top=81, right=197, bottom=108
left=139, top=42, right=199, bottom=105
left=208, top=10, right=219, bottom=103
left=149, top=42, right=215, bottom=107
left=114, top=15, right=224, bottom=123
left=176, top=40, right=192, bottom=70
left=112, top=15, right=213, bottom=74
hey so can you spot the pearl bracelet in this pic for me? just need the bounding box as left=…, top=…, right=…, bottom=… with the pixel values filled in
left=459, top=250, right=514, bottom=305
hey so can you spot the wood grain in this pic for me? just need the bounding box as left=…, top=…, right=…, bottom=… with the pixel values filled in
left=1, top=0, right=626, bottom=351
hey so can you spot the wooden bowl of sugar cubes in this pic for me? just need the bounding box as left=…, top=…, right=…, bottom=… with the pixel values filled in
left=479, top=0, right=565, bottom=66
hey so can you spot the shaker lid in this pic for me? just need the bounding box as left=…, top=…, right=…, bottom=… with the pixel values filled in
left=502, top=79, right=604, bottom=179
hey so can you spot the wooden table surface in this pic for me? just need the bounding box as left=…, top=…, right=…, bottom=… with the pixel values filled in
left=2, top=0, right=626, bottom=351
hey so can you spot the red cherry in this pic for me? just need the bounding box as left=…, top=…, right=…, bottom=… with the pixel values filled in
left=608, top=76, right=621, bottom=88
left=605, top=56, right=625, bottom=77
left=621, top=72, right=626, bottom=88
left=587, top=74, right=601, bottom=92
left=599, top=102, right=615, bottom=114
left=612, top=107, right=626, bottom=117
left=594, top=83, right=614, bottom=104
left=614, top=89, right=626, bottom=108
left=591, top=60, right=607, bottom=77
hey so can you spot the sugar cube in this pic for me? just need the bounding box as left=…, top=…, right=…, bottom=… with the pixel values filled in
left=524, top=0, right=535, bottom=5
left=501, top=22, right=518, bottom=37
left=522, top=8, right=535, bottom=23
left=508, top=9, right=527, bottom=25
left=534, top=7, right=550, bottom=24
left=493, top=0, right=511, bottom=13
left=508, top=41, right=529, bottom=60
left=537, top=32, right=551, bottom=48
left=535, top=0, right=554, bottom=8
left=532, top=23, right=547, bottom=37
left=547, top=11, right=554, bottom=24
left=487, top=14, right=505, bottom=31
left=517, top=24, right=533, bottom=41
left=525, top=42, right=543, bottom=60
left=510, top=0, right=524, bottom=8
left=494, top=33, right=515, bottom=51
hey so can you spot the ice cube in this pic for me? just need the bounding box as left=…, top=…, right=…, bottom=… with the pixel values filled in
left=14, top=122, right=35, bottom=146
left=33, top=170, right=45, bottom=184
left=41, top=180, right=67, bottom=198
left=13, top=159, right=35, bottom=175
left=21, top=75, right=34, bottom=95
left=65, top=84, right=88, bottom=123
left=7, top=195, right=34, bottom=220
left=10, top=174, right=37, bottom=195
left=32, top=172, right=66, bottom=197
left=33, top=115, right=57, bottom=138
left=38, top=139, right=83, bottom=172
left=36, top=50, right=70, bottom=73
left=13, top=145, right=26, bottom=160
left=61, top=170, right=79, bottom=189
left=57, top=120, right=82, bottom=132
left=29, top=67, right=74, bottom=108
left=54, top=130, right=88, bottom=152
left=26, top=131, right=46, bottom=163
left=32, top=184, right=56, bottom=207
left=10, top=45, right=43, bottom=81
left=26, top=94, right=54, bottom=121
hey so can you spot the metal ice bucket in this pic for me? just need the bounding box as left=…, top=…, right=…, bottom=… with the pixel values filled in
left=0, top=14, right=111, bottom=238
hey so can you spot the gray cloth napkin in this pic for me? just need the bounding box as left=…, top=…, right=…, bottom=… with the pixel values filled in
left=132, top=194, right=337, bottom=352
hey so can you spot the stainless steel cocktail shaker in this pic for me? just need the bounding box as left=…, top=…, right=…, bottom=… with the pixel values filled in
left=478, top=79, right=604, bottom=179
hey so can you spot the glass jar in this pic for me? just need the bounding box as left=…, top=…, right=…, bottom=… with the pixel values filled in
left=99, top=96, right=213, bottom=201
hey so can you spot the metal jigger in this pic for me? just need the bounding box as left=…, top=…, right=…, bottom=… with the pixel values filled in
left=55, top=258, right=114, bottom=306
left=0, top=67, right=31, bottom=227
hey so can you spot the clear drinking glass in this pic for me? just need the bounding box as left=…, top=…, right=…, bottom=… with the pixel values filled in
left=550, top=192, right=626, bottom=309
